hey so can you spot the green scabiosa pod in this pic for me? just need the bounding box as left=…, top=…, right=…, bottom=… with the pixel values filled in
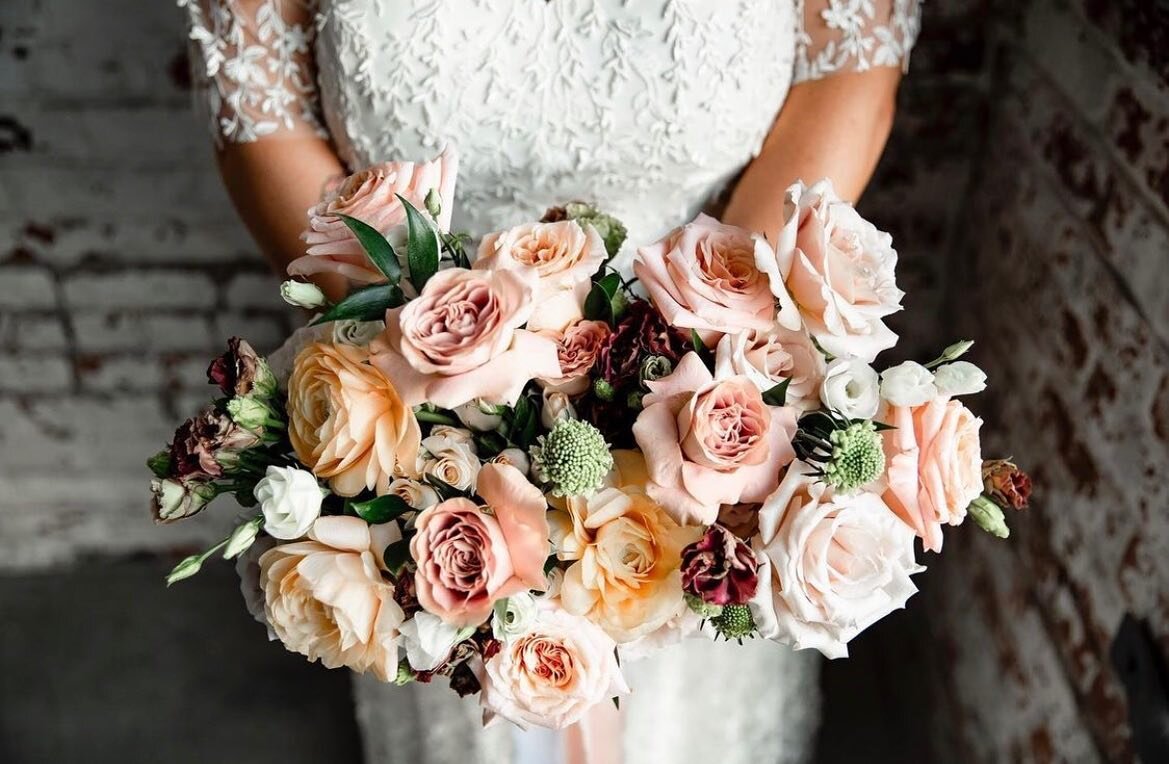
left=822, top=420, right=886, bottom=494
left=530, top=418, right=614, bottom=497
left=711, top=603, right=756, bottom=640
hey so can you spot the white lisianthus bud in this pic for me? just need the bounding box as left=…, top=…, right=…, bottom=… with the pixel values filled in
left=879, top=361, right=938, bottom=407
left=454, top=399, right=505, bottom=432
left=386, top=477, right=440, bottom=510
left=399, top=611, right=469, bottom=672
left=820, top=358, right=880, bottom=419
left=492, top=592, right=538, bottom=641
left=165, top=554, right=204, bottom=586
left=280, top=279, right=328, bottom=309
left=540, top=389, right=578, bottom=429
left=332, top=319, right=385, bottom=347
left=226, top=396, right=278, bottom=432
left=933, top=361, right=988, bottom=397
left=151, top=478, right=217, bottom=523
left=254, top=466, right=325, bottom=540
left=492, top=447, right=530, bottom=476
left=223, top=515, right=264, bottom=559
left=938, top=340, right=974, bottom=363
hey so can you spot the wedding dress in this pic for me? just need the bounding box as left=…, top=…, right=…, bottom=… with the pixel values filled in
left=180, top=2, right=921, bottom=762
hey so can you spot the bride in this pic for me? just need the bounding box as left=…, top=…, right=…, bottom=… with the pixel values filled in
left=180, top=1, right=921, bottom=762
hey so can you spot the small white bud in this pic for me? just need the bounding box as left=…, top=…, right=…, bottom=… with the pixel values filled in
left=280, top=280, right=327, bottom=309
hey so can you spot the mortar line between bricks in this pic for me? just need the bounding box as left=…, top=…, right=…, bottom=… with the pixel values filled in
left=1061, top=0, right=1169, bottom=100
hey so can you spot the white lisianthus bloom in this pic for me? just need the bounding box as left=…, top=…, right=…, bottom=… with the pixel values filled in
left=386, top=477, right=440, bottom=510
left=255, top=466, right=325, bottom=540
left=933, top=361, right=988, bottom=397
left=398, top=611, right=467, bottom=672
left=492, top=592, right=539, bottom=641
left=454, top=399, right=506, bottom=431
left=492, top=447, right=531, bottom=476
left=820, top=357, right=880, bottom=419
left=420, top=427, right=480, bottom=491
left=540, top=389, right=577, bottom=429
left=879, top=360, right=938, bottom=407
left=332, top=319, right=385, bottom=348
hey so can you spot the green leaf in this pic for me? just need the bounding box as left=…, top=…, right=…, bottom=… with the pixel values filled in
left=338, top=214, right=401, bottom=283
left=349, top=494, right=414, bottom=524
left=595, top=271, right=622, bottom=297
left=690, top=329, right=705, bottom=353
left=398, top=194, right=440, bottom=290
left=583, top=271, right=624, bottom=325
left=761, top=378, right=791, bottom=407
left=474, top=430, right=508, bottom=458
left=424, top=475, right=465, bottom=500
left=871, top=420, right=897, bottom=432
left=310, top=283, right=405, bottom=325
left=383, top=539, right=414, bottom=577
left=147, top=450, right=172, bottom=479
left=508, top=395, right=539, bottom=450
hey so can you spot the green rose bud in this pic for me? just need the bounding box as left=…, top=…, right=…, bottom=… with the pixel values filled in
left=968, top=495, right=1010, bottom=539
left=424, top=188, right=442, bottom=220
left=593, top=378, right=616, bottom=402
left=227, top=396, right=281, bottom=432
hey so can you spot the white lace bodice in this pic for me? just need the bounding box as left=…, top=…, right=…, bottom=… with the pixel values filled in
left=182, top=0, right=920, bottom=247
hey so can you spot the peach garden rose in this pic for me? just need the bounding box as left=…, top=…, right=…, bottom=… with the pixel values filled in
left=538, top=319, right=611, bottom=395
left=714, top=326, right=826, bottom=412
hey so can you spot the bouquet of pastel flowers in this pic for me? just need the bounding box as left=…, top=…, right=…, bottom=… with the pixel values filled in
left=149, top=149, right=1030, bottom=730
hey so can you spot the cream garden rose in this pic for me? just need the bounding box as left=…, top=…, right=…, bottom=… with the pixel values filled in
left=287, top=341, right=421, bottom=497
left=254, top=465, right=324, bottom=540
left=751, top=462, right=924, bottom=659
left=259, top=516, right=405, bottom=681
left=419, top=426, right=480, bottom=492
left=371, top=268, right=561, bottom=409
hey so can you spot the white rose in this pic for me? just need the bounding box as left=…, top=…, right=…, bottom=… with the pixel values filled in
left=491, top=447, right=531, bottom=476
left=714, top=327, right=827, bottom=412
left=420, top=428, right=480, bottom=491
left=933, top=361, right=987, bottom=397
left=820, top=357, right=880, bottom=419
left=751, top=463, right=924, bottom=658
left=454, top=399, right=505, bottom=432
left=386, top=477, right=440, bottom=510
left=332, top=319, right=386, bottom=347
left=879, top=361, right=938, bottom=407
left=398, top=611, right=468, bottom=672
left=492, top=592, right=538, bottom=640
left=254, top=466, right=325, bottom=540
left=540, top=389, right=577, bottom=429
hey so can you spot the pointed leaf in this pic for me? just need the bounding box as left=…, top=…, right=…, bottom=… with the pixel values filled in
left=338, top=214, right=401, bottom=283
left=349, top=494, right=414, bottom=524
left=761, top=378, right=791, bottom=407
left=584, top=282, right=615, bottom=324
left=310, top=283, right=405, bottom=325
left=398, top=194, right=440, bottom=290
left=383, top=539, right=414, bottom=577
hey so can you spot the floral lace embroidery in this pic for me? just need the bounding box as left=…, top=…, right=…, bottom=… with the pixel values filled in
left=794, top=0, right=922, bottom=83
left=179, top=0, right=327, bottom=144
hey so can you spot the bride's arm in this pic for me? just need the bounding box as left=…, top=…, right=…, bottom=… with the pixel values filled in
left=723, top=0, right=921, bottom=241
left=181, top=0, right=348, bottom=300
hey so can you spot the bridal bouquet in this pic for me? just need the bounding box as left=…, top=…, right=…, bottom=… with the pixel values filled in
left=148, top=149, right=1030, bottom=730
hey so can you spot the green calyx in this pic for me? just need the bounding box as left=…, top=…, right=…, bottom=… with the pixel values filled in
left=530, top=418, right=614, bottom=497
left=712, top=604, right=756, bottom=640
left=823, top=420, right=885, bottom=494
left=685, top=593, right=724, bottom=620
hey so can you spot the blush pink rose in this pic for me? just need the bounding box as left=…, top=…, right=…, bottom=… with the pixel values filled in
left=538, top=319, right=611, bottom=395
left=756, top=180, right=903, bottom=362
left=631, top=352, right=798, bottom=526
left=881, top=396, right=984, bottom=552
left=475, top=221, right=606, bottom=331
left=634, top=214, right=795, bottom=346
left=289, top=148, right=458, bottom=285
left=410, top=463, right=550, bottom=627
left=370, top=267, right=561, bottom=409
left=714, top=326, right=827, bottom=412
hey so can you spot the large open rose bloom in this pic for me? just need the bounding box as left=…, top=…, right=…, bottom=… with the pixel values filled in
left=289, top=148, right=458, bottom=285
left=287, top=341, right=421, bottom=497
left=632, top=352, right=797, bottom=526
left=751, top=462, right=924, bottom=659
left=475, top=220, right=606, bottom=331
left=714, top=326, right=826, bottom=412
left=371, top=268, right=561, bottom=409
left=259, top=516, right=405, bottom=680
left=411, top=463, right=550, bottom=627
left=634, top=214, right=796, bottom=346
left=882, top=396, right=984, bottom=553
left=551, top=451, right=701, bottom=642
left=757, top=180, right=903, bottom=362
left=480, top=603, right=629, bottom=730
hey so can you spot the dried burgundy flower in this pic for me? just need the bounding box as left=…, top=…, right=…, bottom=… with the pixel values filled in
left=595, top=300, right=690, bottom=390
left=448, top=661, right=482, bottom=697
left=207, top=337, right=275, bottom=398
left=982, top=459, right=1032, bottom=511
left=680, top=524, right=759, bottom=607
left=168, top=407, right=259, bottom=480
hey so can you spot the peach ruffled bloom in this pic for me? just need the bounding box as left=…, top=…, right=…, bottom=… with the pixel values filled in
left=410, top=463, right=550, bottom=627
left=538, top=319, right=611, bottom=395
left=287, top=341, right=421, bottom=497
left=632, top=352, right=798, bottom=526
left=289, top=148, right=458, bottom=285
left=371, top=267, right=562, bottom=409
left=259, top=516, right=405, bottom=680
left=881, top=396, right=984, bottom=552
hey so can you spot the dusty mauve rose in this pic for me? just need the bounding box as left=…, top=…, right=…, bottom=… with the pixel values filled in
left=539, top=320, right=611, bottom=395
left=480, top=603, right=629, bottom=730
left=207, top=337, right=274, bottom=398
left=169, top=407, right=259, bottom=480
left=287, top=341, right=421, bottom=496
left=882, top=396, right=985, bottom=552
left=474, top=220, right=606, bottom=331
left=982, top=459, right=1031, bottom=510
left=371, top=268, right=561, bottom=409
left=633, top=353, right=797, bottom=526
left=757, top=180, right=903, bottom=362
left=751, top=462, right=923, bottom=658
left=411, top=463, right=550, bottom=627
left=289, top=148, right=458, bottom=285
left=635, top=214, right=793, bottom=346
left=714, top=327, right=826, bottom=412
left=260, top=516, right=405, bottom=680
left=552, top=451, right=701, bottom=642
left=680, top=524, right=759, bottom=607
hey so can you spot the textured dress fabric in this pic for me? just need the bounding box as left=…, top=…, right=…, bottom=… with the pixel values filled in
left=180, top=2, right=921, bottom=762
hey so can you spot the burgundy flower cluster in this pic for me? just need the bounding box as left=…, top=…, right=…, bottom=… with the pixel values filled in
left=680, top=524, right=759, bottom=607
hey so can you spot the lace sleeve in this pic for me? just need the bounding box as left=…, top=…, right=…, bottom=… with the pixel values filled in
left=794, top=0, right=923, bottom=84
left=179, top=0, right=327, bottom=144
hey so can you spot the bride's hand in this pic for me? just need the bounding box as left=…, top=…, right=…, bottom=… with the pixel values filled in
left=722, top=67, right=902, bottom=243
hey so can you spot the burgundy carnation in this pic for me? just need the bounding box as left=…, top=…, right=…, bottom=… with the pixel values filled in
left=168, top=407, right=259, bottom=480
left=207, top=337, right=267, bottom=397
left=982, top=459, right=1032, bottom=511
left=680, top=524, right=759, bottom=606
left=595, top=299, right=690, bottom=390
